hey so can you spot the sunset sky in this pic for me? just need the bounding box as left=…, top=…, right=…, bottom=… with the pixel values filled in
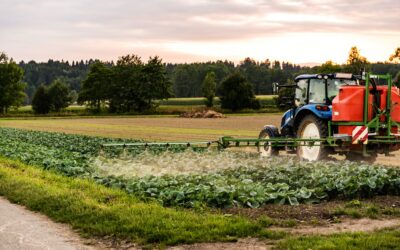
left=1, top=0, right=399, bottom=64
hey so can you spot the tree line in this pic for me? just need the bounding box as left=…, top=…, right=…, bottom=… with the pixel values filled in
left=0, top=47, right=399, bottom=114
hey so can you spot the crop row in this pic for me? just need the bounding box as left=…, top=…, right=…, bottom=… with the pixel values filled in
left=0, top=127, right=400, bottom=208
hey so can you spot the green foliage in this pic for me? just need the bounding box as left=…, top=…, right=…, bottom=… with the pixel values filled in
left=48, top=79, right=72, bottom=112
left=278, top=229, right=400, bottom=250
left=345, top=46, right=370, bottom=74
left=32, top=85, right=51, bottom=114
left=1, top=128, right=400, bottom=209
left=218, top=72, right=260, bottom=111
left=0, top=158, right=264, bottom=246
left=105, top=55, right=172, bottom=113
left=315, top=61, right=343, bottom=74
left=138, top=56, right=173, bottom=109
left=202, top=72, right=217, bottom=107
left=20, top=59, right=95, bottom=104
left=394, top=72, right=400, bottom=87
left=0, top=52, right=26, bottom=113
left=13, top=47, right=400, bottom=109
left=120, top=159, right=400, bottom=208
left=78, top=61, right=111, bottom=110
left=275, top=83, right=295, bottom=110
left=31, top=79, right=72, bottom=114
left=389, top=47, right=400, bottom=63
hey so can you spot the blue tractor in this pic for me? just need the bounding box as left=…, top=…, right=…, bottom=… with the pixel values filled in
left=258, top=73, right=358, bottom=161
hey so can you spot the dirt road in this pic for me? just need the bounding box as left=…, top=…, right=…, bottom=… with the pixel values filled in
left=0, top=197, right=94, bottom=250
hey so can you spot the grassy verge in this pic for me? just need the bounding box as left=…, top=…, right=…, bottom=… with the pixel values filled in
left=0, top=157, right=271, bottom=247
left=278, top=229, right=400, bottom=250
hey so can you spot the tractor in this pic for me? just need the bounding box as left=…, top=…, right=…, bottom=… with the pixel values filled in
left=103, top=72, right=400, bottom=162
left=257, top=72, right=400, bottom=161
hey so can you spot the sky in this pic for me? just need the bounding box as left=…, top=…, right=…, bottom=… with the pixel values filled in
left=0, top=0, right=399, bottom=65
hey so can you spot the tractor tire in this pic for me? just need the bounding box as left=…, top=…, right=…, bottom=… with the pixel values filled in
left=258, top=125, right=280, bottom=157
left=296, top=115, right=329, bottom=161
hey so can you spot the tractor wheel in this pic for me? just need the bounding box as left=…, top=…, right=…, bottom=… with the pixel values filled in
left=296, top=115, right=329, bottom=161
left=258, top=125, right=279, bottom=157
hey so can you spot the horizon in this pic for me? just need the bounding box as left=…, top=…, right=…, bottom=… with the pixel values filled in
left=1, top=0, right=399, bottom=65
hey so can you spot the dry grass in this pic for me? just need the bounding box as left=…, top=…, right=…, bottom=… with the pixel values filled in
left=0, top=115, right=282, bottom=142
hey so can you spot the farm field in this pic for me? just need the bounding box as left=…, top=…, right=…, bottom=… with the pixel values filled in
left=0, top=115, right=400, bottom=248
left=7, top=95, right=279, bottom=117
left=11, top=95, right=278, bottom=116
left=0, top=114, right=282, bottom=141
left=1, top=125, right=400, bottom=248
left=0, top=115, right=399, bottom=166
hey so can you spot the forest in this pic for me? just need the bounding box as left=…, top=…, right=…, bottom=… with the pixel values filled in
left=18, top=51, right=400, bottom=105
left=5, top=47, right=398, bottom=111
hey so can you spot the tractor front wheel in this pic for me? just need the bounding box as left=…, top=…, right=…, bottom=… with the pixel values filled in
left=258, top=125, right=280, bottom=157
left=296, top=115, right=329, bottom=161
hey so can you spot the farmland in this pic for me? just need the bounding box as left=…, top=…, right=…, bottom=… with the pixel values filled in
left=2, top=126, right=400, bottom=208
left=0, top=114, right=282, bottom=141
left=9, top=95, right=278, bottom=116
left=1, top=115, right=400, bottom=248
left=0, top=115, right=399, bottom=165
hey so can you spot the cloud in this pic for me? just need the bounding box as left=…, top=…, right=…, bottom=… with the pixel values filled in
left=0, top=0, right=399, bottom=63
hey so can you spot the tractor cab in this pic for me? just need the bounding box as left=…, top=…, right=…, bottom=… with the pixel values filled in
left=294, top=73, right=357, bottom=107
left=279, top=73, right=357, bottom=137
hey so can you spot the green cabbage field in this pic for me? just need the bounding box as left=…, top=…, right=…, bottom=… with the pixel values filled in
left=0, top=127, right=400, bottom=208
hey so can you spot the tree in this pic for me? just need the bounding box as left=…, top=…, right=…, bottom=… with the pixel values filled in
left=109, top=55, right=172, bottom=113
left=345, top=46, right=370, bottom=74
left=109, top=54, right=143, bottom=112
left=315, top=61, right=342, bottom=73
left=218, top=72, right=260, bottom=111
left=0, top=52, right=26, bottom=113
left=78, top=61, right=111, bottom=111
left=69, top=90, right=78, bottom=104
left=139, top=56, right=173, bottom=111
left=202, top=72, right=217, bottom=107
left=48, top=79, right=72, bottom=112
left=32, top=85, right=51, bottom=114
left=389, top=48, right=400, bottom=63
left=394, top=71, right=400, bottom=87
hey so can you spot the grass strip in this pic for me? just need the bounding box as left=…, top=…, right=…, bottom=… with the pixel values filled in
left=278, top=228, right=400, bottom=250
left=0, top=157, right=264, bottom=247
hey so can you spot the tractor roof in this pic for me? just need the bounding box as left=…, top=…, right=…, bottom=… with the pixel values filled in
left=295, top=74, right=322, bottom=81
left=295, top=73, right=355, bottom=82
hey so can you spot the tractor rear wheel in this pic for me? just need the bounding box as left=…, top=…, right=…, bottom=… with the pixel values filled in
left=296, top=115, right=329, bottom=161
left=258, top=125, right=279, bottom=157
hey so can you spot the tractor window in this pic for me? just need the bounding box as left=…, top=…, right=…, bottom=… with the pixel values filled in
left=327, top=79, right=356, bottom=102
left=295, top=79, right=308, bottom=106
left=309, top=79, right=326, bottom=104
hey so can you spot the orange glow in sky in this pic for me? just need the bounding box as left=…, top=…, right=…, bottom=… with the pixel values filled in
left=1, top=0, right=399, bottom=64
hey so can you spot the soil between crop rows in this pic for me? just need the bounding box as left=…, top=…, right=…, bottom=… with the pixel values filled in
left=227, top=195, right=400, bottom=221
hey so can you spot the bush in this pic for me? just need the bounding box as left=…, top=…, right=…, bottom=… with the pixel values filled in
left=32, top=85, right=51, bottom=114
left=31, top=79, right=72, bottom=114
left=202, top=72, right=217, bottom=107
left=48, top=79, right=72, bottom=112
left=218, top=72, right=260, bottom=111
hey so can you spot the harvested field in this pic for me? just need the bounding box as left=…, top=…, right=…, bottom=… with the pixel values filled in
left=0, top=114, right=282, bottom=141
